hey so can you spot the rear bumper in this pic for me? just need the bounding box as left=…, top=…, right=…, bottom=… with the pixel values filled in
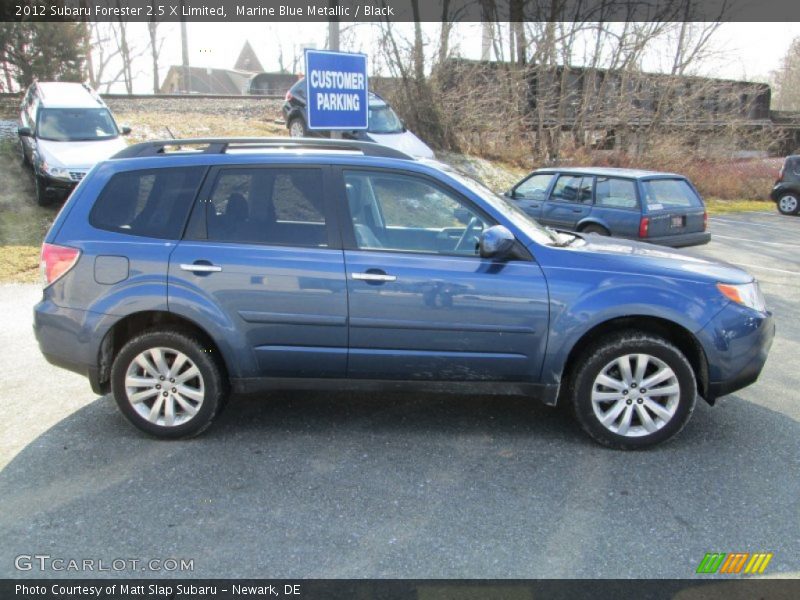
left=33, top=298, right=108, bottom=394
left=698, top=302, right=775, bottom=402
left=646, top=231, right=711, bottom=248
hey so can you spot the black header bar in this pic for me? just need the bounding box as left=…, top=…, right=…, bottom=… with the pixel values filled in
left=2, top=0, right=800, bottom=22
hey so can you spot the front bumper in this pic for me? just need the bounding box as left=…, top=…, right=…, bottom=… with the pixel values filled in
left=697, top=302, right=775, bottom=402
left=647, top=231, right=711, bottom=248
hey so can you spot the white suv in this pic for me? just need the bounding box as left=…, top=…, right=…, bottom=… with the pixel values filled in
left=18, top=82, right=130, bottom=205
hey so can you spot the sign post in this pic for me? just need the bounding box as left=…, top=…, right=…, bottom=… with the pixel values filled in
left=304, top=50, right=369, bottom=132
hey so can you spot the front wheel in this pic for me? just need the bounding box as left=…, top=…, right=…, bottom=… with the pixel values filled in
left=34, top=175, right=53, bottom=206
left=777, top=194, right=799, bottom=216
left=288, top=117, right=307, bottom=138
left=569, top=333, right=697, bottom=449
left=111, top=329, right=228, bottom=438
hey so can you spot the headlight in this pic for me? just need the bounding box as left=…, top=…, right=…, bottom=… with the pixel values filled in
left=41, top=162, right=71, bottom=180
left=717, top=281, right=767, bottom=313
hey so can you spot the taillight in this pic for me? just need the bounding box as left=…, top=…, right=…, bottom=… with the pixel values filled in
left=703, top=211, right=708, bottom=231
left=40, top=243, right=80, bottom=287
left=638, top=217, right=649, bottom=238
left=285, top=90, right=293, bottom=101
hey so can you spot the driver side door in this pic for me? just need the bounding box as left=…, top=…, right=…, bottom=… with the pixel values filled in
left=338, top=168, right=550, bottom=383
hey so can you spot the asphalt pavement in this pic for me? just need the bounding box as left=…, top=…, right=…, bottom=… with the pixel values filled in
left=0, top=210, right=797, bottom=579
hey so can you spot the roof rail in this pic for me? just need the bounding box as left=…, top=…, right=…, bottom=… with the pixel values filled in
left=111, top=137, right=414, bottom=160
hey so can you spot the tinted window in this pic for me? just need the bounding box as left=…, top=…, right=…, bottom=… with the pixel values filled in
left=551, top=175, right=593, bottom=203
left=206, top=168, right=327, bottom=247
left=367, top=105, right=403, bottom=134
left=595, top=177, right=639, bottom=209
left=514, top=173, right=554, bottom=200
left=90, top=167, right=205, bottom=239
left=344, top=170, right=489, bottom=256
left=642, top=179, right=702, bottom=210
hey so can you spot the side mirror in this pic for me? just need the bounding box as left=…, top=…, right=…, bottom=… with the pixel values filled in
left=503, top=189, right=515, bottom=198
left=479, top=225, right=516, bottom=259
left=400, top=120, right=407, bottom=132
left=17, top=126, right=32, bottom=137
left=120, top=126, right=132, bottom=136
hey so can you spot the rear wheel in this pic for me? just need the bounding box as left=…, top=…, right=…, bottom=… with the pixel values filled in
left=288, top=117, right=307, bottom=138
left=568, top=333, right=697, bottom=449
left=581, top=224, right=610, bottom=236
left=777, top=194, right=799, bottom=216
left=111, top=329, right=228, bottom=438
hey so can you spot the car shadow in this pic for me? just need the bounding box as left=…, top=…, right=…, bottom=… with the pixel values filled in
left=0, top=390, right=797, bottom=579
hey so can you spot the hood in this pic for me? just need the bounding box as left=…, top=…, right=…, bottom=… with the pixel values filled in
left=541, top=234, right=753, bottom=285
left=366, top=130, right=435, bottom=159
left=37, top=137, right=128, bottom=170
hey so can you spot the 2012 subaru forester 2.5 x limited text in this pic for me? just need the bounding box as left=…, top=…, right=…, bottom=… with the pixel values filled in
left=33, top=138, right=775, bottom=449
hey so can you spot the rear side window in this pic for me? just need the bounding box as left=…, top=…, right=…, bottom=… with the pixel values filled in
left=642, top=179, right=702, bottom=210
left=595, top=177, right=638, bottom=209
left=550, top=175, right=593, bottom=203
left=206, top=167, right=327, bottom=247
left=90, top=167, right=205, bottom=239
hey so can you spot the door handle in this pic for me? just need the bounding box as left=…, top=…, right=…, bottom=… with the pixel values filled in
left=180, top=263, right=222, bottom=273
left=352, top=272, right=397, bottom=282
left=572, top=208, right=583, bottom=213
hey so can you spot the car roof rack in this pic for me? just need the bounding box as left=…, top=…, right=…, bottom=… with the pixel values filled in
left=112, top=137, right=414, bottom=160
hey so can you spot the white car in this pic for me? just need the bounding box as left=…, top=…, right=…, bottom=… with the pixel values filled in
left=283, top=82, right=435, bottom=159
left=18, top=82, right=130, bottom=205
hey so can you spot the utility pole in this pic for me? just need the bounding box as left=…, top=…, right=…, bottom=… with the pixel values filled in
left=328, top=0, right=341, bottom=138
left=180, top=0, right=190, bottom=93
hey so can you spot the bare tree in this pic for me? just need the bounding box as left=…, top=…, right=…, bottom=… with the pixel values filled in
left=772, top=37, right=800, bottom=111
left=148, top=6, right=166, bottom=93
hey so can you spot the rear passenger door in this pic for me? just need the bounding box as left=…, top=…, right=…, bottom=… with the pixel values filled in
left=541, top=174, right=594, bottom=230
left=168, top=165, right=348, bottom=380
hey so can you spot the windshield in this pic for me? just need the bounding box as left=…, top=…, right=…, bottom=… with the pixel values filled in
left=443, top=168, right=562, bottom=246
left=368, top=105, right=403, bottom=134
left=37, top=108, right=119, bottom=141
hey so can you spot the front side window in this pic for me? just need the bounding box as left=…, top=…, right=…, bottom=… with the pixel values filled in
left=37, top=108, right=119, bottom=141
left=344, top=170, right=489, bottom=256
left=642, top=179, right=702, bottom=210
left=514, top=173, right=554, bottom=200
left=206, top=167, right=327, bottom=247
left=90, top=167, right=205, bottom=239
left=595, top=177, right=639, bottom=209
left=550, top=175, right=593, bottom=203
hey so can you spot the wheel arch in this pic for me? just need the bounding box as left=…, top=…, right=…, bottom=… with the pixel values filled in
left=95, top=310, right=230, bottom=395
left=577, top=220, right=610, bottom=234
left=557, top=315, right=710, bottom=405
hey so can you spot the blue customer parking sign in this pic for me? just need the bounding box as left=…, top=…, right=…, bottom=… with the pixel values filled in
left=305, top=50, right=369, bottom=130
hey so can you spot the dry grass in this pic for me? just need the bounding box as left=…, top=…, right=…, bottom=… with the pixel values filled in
left=0, top=245, right=39, bottom=283
left=116, top=111, right=287, bottom=143
left=705, top=198, right=773, bottom=215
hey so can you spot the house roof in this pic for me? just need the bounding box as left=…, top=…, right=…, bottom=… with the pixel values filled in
left=161, top=66, right=253, bottom=95
left=234, top=41, right=264, bottom=73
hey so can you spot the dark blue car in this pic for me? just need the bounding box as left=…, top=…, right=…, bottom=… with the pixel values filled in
left=33, top=139, right=773, bottom=449
left=508, top=167, right=711, bottom=247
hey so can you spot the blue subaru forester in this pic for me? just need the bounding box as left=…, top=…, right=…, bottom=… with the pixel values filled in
left=33, top=138, right=774, bottom=449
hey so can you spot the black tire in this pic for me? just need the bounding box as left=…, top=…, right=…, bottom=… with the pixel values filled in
left=568, top=332, right=697, bottom=450
left=776, top=194, right=799, bottom=216
left=19, top=140, right=31, bottom=169
left=288, top=117, right=308, bottom=138
left=34, top=175, right=53, bottom=206
left=111, top=329, right=228, bottom=439
left=581, top=224, right=610, bottom=236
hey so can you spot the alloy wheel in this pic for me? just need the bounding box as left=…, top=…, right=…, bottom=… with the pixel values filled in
left=590, top=353, right=680, bottom=437
left=124, top=347, right=205, bottom=427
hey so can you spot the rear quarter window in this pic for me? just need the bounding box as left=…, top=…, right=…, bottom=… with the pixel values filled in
left=641, top=179, right=702, bottom=211
left=89, top=167, right=205, bottom=239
